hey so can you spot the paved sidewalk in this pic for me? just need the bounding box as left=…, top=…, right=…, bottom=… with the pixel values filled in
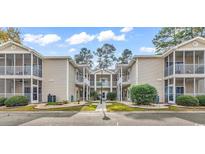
left=96, top=101, right=106, bottom=111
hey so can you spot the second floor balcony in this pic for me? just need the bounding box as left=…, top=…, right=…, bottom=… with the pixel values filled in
left=165, top=64, right=205, bottom=76
left=0, top=66, right=42, bottom=77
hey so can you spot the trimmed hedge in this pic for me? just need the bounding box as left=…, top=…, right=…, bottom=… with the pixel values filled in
left=107, top=92, right=117, bottom=101
left=176, top=95, right=199, bottom=106
left=196, top=95, right=205, bottom=106
left=0, top=97, right=7, bottom=106
left=129, top=84, right=157, bottom=105
left=4, top=96, right=29, bottom=107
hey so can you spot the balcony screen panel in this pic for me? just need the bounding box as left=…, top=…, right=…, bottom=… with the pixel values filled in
left=6, top=79, right=14, bottom=93
left=0, top=54, right=5, bottom=75
left=15, top=54, right=23, bottom=66
left=196, top=78, right=205, bottom=94
left=15, top=79, right=23, bottom=93
left=24, top=54, right=31, bottom=75
left=6, top=54, right=14, bottom=66
left=185, top=78, right=194, bottom=94
left=0, top=79, right=5, bottom=93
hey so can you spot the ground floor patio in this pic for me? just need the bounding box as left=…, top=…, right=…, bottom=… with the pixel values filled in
left=165, top=77, right=205, bottom=103
left=0, top=78, right=42, bottom=103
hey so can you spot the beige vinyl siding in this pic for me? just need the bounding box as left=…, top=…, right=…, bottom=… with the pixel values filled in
left=68, top=62, right=76, bottom=101
left=42, top=59, right=68, bottom=102
left=129, top=60, right=138, bottom=83
left=137, top=58, right=164, bottom=102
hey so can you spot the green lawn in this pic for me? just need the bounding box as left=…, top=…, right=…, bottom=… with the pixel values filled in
left=106, top=102, right=180, bottom=112
left=106, top=102, right=145, bottom=112
left=45, top=104, right=97, bottom=111
left=0, top=103, right=97, bottom=111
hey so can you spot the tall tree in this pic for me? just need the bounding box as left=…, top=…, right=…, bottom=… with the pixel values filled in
left=94, top=43, right=117, bottom=69
left=74, top=48, right=94, bottom=67
left=118, top=49, right=132, bottom=64
left=153, top=27, right=205, bottom=54
left=0, top=28, right=21, bottom=44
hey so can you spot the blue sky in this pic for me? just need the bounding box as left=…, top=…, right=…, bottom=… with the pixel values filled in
left=21, top=27, right=161, bottom=58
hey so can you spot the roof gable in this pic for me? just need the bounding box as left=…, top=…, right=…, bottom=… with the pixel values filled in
left=177, top=37, right=205, bottom=50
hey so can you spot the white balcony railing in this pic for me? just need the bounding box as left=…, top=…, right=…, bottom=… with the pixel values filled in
left=0, top=66, right=41, bottom=76
left=165, top=64, right=205, bottom=76
left=90, top=81, right=117, bottom=87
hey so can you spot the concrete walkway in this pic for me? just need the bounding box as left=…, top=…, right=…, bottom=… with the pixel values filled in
left=96, top=101, right=107, bottom=111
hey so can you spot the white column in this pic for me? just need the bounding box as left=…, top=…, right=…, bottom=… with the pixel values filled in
left=83, top=67, right=85, bottom=102
left=194, top=78, right=196, bottom=96
left=168, top=79, right=169, bottom=102
left=173, top=51, right=175, bottom=75
left=31, top=54, right=33, bottom=76
left=173, top=77, right=176, bottom=103
left=4, top=54, right=6, bottom=75
left=22, top=78, right=24, bottom=96
left=31, top=78, right=33, bottom=103
left=204, top=51, right=205, bottom=74
left=13, top=78, right=15, bottom=96
left=4, top=79, right=6, bottom=98
left=193, top=51, right=195, bottom=74
left=110, top=73, right=112, bottom=92
left=14, top=54, right=16, bottom=75
left=94, top=73, right=96, bottom=91
left=120, top=67, right=122, bottom=101
left=184, top=78, right=186, bottom=95
left=183, top=51, right=185, bottom=74
left=22, top=54, right=24, bottom=75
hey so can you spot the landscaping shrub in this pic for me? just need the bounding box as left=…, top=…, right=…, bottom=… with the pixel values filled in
left=196, top=95, right=205, bottom=106
left=129, top=84, right=157, bottom=105
left=90, top=91, right=98, bottom=100
left=0, top=97, right=6, bottom=106
left=4, top=96, right=28, bottom=107
left=176, top=95, right=199, bottom=106
left=107, top=92, right=117, bottom=101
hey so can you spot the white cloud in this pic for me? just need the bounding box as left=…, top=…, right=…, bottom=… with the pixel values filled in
left=23, top=34, right=61, bottom=46
left=97, top=30, right=125, bottom=42
left=68, top=48, right=76, bottom=52
left=120, top=27, right=133, bottom=33
left=66, top=32, right=95, bottom=45
left=139, top=47, right=156, bottom=53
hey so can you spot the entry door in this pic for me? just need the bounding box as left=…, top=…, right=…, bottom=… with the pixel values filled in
left=33, top=85, right=38, bottom=103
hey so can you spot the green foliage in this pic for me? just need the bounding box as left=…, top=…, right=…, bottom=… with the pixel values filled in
left=118, top=49, right=133, bottom=64
left=196, top=95, right=205, bottom=106
left=74, top=48, right=94, bottom=67
left=90, top=91, right=98, bottom=100
left=0, top=97, right=7, bottom=106
left=4, top=96, right=28, bottom=107
left=94, top=43, right=117, bottom=69
left=153, top=27, right=205, bottom=53
left=176, top=95, right=199, bottom=106
left=129, top=84, right=157, bottom=105
left=107, top=92, right=117, bottom=101
left=0, top=28, right=21, bottom=44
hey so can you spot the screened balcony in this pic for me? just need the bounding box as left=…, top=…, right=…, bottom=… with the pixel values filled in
left=0, top=54, right=42, bottom=77
left=165, top=51, right=205, bottom=76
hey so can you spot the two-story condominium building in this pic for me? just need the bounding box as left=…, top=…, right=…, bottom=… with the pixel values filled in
left=0, top=36, right=205, bottom=104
